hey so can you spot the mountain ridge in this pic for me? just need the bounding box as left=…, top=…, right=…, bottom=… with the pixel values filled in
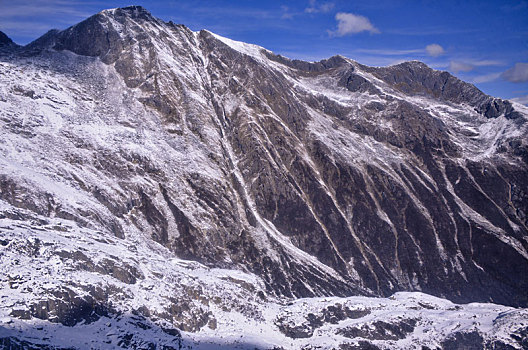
left=2, top=6, right=517, bottom=109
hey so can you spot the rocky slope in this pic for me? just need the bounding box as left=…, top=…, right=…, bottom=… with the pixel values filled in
left=1, top=201, right=527, bottom=349
left=0, top=6, right=527, bottom=349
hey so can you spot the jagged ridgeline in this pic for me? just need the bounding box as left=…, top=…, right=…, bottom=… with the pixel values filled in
left=0, top=6, right=527, bottom=348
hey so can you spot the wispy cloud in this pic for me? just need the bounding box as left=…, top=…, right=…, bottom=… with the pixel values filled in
left=0, top=21, right=56, bottom=34
left=449, top=61, right=474, bottom=73
left=352, top=48, right=423, bottom=55
left=0, top=0, right=108, bottom=42
left=388, top=27, right=479, bottom=36
left=280, top=6, right=294, bottom=19
left=305, top=0, right=335, bottom=14
left=454, top=62, right=528, bottom=85
left=449, top=59, right=505, bottom=73
left=329, top=12, right=379, bottom=37
left=425, top=44, right=444, bottom=57
left=471, top=60, right=504, bottom=66
left=501, top=62, right=528, bottom=83
left=471, top=72, right=501, bottom=83
left=181, top=6, right=273, bottom=20
left=0, top=1, right=94, bottom=18
left=510, top=94, right=528, bottom=105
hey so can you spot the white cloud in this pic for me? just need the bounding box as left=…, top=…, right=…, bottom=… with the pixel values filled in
left=449, top=61, right=474, bottom=73
left=425, top=44, right=444, bottom=57
left=330, top=12, right=379, bottom=36
left=510, top=94, right=528, bottom=105
left=305, top=0, right=334, bottom=14
left=501, top=62, right=528, bottom=83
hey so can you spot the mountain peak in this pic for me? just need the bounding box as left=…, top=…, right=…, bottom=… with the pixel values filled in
left=28, top=5, right=162, bottom=64
left=99, top=5, right=154, bottom=20
left=395, top=60, right=429, bottom=68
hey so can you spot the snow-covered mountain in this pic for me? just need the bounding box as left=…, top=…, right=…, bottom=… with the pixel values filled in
left=0, top=6, right=527, bottom=349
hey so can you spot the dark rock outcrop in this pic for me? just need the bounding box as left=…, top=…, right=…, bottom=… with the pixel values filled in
left=0, top=31, right=18, bottom=54
left=337, top=318, right=418, bottom=341
left=0, top=31, right=14, bottom=46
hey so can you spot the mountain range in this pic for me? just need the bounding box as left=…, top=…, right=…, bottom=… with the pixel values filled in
left=0, top=6, right=527, bottom=349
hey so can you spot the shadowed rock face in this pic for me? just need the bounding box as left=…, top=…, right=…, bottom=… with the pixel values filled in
left=1, top=6, right=527, bottom=307
left=0, top=31, right=13, bottom=46
left=0, top=31, right=18, bottom=53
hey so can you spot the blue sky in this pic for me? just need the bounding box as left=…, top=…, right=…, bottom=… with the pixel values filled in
left=1, top=0, right=527, bottom=103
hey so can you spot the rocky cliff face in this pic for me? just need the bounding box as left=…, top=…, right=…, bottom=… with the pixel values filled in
left=0, top=31, right=18, bottom=53
left=0, top=32, right=13, bottom=46
left=0, top=6, right=527, bottom=349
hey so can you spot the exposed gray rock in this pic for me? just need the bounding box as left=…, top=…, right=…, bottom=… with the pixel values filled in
left=441, top=330, right=484, bottom=350
left=337, top=318, right=418, bottom=340
left=276, top=303, right=371, bottom=339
